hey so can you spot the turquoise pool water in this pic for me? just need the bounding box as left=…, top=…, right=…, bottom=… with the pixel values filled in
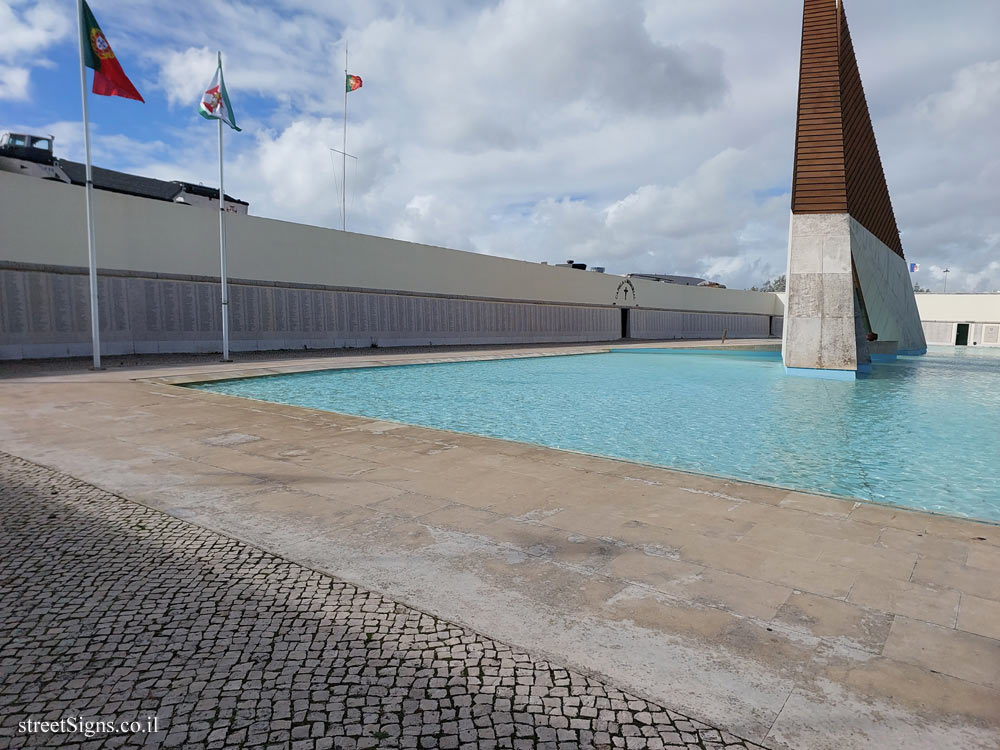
left=193, top=347, right=1000, bottom=522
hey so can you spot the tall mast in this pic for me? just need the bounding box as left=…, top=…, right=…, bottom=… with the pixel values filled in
left=76, top=0, right=101, bottom=369
left=342, top=41, right=348, bottom=232
left=217, top=52, right=230, bottom=362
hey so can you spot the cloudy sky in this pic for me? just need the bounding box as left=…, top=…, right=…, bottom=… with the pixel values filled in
left=3, top=0, right=998, bottom=291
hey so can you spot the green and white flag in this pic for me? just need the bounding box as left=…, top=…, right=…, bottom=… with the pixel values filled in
left=199, top=53, right=240, bottom=131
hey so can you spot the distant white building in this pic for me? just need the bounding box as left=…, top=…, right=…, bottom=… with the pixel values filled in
left=0, top=132, right=249, bottom=214
left=915, top=294, right=1000, bottom=347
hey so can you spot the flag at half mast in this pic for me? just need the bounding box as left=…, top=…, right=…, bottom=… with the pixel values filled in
left=346, top=74, right=362, bottom=92
left=200, top=54, right=241, bottom=131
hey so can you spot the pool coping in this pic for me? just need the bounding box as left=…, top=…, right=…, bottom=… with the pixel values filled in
left=139, top=340, right=783, bottom=387
left=144, top=340, right=999, bottom=530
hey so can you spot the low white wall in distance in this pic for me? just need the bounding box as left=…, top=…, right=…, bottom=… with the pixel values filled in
left=921, top=320, right=1000, bottom=347
left=915, top=294, right=1000, bottom=346
left=915, top=294, right=1000, bottom=323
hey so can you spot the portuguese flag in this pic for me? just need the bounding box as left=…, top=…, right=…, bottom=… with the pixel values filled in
left=346, top=74, right=363, bottom=92
left=80, top=0, right=144, bottom=102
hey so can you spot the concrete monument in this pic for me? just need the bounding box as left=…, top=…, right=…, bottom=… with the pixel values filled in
left=782, top=0, right=926, bottom=378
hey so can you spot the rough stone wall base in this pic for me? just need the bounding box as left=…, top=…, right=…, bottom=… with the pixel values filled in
left=782, top=213, right=868, bottom=373
left=782, top=213, right=927, bottom=375
left=0, top=264, right=781, bottom=360
left=0, top=266, right=619, bottom=360
left=628, top=309, right=770, bottom=340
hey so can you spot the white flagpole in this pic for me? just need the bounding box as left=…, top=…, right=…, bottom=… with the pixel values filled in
left=217, top=51, right=231, bottom=361
left=76, top=0, right=102, bottom=370
left=342, top=42, right=348, bottom=232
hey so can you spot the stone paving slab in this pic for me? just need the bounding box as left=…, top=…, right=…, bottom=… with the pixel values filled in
left=0, top=342, right=997, bottom=750
left=0, top=452, right=764, bottom=750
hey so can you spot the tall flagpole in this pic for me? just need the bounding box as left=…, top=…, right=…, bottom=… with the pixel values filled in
left=217, top=51, right=231, bottom=362
left=342, top=42, right=348, bottom=232
left=76, top=0, right=102, bottom=370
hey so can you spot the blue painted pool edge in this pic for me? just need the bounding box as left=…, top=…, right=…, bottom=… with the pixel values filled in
left=783, top=365, right=858, bottom=381
left=609, top=348, right=780, bottom=358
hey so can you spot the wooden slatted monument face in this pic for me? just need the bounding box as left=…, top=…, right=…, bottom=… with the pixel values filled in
left=791, top=0, right=903, bottom=258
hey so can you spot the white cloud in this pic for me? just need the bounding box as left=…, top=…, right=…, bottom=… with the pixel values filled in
left=155, top=46, right=218, bottom=108
left=0, top=65, right=30, bottom=100
left=874, top=52, right=1000, bottom=293
left=0, top=0, right=70, bottom=99
left=917, top=59, right=1000, bottom=132
left=392, top=193, right=482, bottom=251
left=457, top=147, right=791, bottom=283
left=920, top=261, right=1000, bottom=295
left=0, top=0, right=68, bottom=60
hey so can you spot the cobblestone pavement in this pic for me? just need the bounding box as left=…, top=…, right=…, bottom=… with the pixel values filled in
left=0, top=452, right=768, bottom=750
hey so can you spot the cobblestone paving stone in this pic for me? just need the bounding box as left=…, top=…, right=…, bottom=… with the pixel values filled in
left=0, top=452, right=768, bottom=749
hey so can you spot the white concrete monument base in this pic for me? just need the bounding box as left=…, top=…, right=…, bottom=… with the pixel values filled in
left=850, top=218, right=927, bottom=356
left=781, top=213, right=926, bottom=379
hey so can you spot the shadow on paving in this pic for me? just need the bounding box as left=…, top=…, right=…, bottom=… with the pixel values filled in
left=0, top=452, right=765, bottom=750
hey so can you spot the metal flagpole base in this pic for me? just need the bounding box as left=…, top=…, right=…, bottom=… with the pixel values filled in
left=219, top=359, right=233, bottom=363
